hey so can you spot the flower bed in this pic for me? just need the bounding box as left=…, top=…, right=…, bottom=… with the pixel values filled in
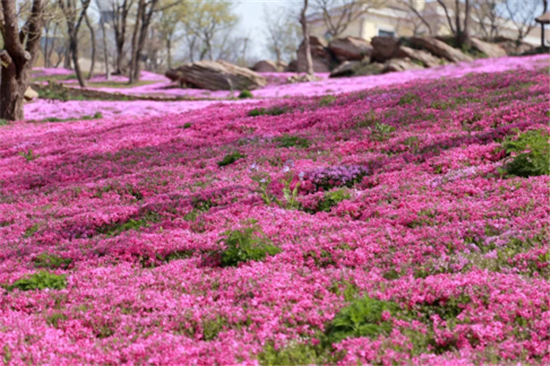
left=2, top=61, right=549, bottom=364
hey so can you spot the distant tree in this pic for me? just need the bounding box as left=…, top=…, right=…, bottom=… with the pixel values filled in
left=155, top=0, right=187, bottom=69
left=313, top=0, right=383, bottom=38
left=0, top=0, right=44, bottom=120
left=300, top=0, right=314, bottom=76
left=505, top=0, right=541, bottom=43
left=263, top=6, right=300, bottom=63
left=84, top=13, right=95, bottom=78
left=436, top=0, right=472, bottom=47
left=471, top=0, right=506, bottom=41
left=399, top=0, right=434, bottom=36
left=107, top=0, right=134, bottom=74
left=58, top=0, right=91, bottom=87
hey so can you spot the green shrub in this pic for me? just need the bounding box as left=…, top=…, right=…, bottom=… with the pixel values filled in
left=370, top=123, right=396, bottom=141
left=219, top=224, right=281, bottom=267
left=97, top=212, right=160, bottom=237
left=218, top=151, right=246, bottom=167
left=182, top=123, right=192, bottom=129
left=0, top=119, right=8, bottom=126
left=318, top=189, right=350, bottom=212
left=238, top=90, right=253, bottom=99
left=248, top=106, right=288, bottom=117
left=6, top=271, right=67, bottom=291
left=33, top=253, right=73, bottom=270
left=325, top=296, right=400, bottom=344
left=273, top=134, right=311, bottom=148
left=258, top=341, right=326, bottom=366
left=503, top=129, right=549, bottom=177
left=37, top=81, right=69, bottom=101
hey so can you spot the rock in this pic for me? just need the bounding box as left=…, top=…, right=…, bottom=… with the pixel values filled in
left=492, top=37, right=534, bottom=56
left=395, top=46, right=441, bottom=67
left=469, top=38, right=507, bottom=58
left=24, top=87, right=39, bottom=101
left=166, top=60, right=267, bottom=91
left=330, top=61, right=360, bottom=77
left=328, top=37, right=373, bottom=62
left=329, top=60, right=384, bottom=78
left=297, top=36, right=335, bottom=73
left=383, top=58, right=424, bottom=73
left=371, top=36, right=400, bottom=62
left=410, top=37, right=473, bottom=63
left=276, top=60, right=288, bottom=70
left=253, top=60, right=280, bottom=73
left=286, top=60, right=298, bottom=72
left=286, top=74, right=322, bottom=83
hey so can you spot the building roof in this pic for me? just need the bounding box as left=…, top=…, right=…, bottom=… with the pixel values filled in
left=536, top=11, right=550, bottom=24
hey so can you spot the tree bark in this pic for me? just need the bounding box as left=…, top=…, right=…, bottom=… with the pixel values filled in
left=300, top=0, right=314, bottom=76
left=100, top=13, right=111, bottom=80
left=85, top=14, right=96, bottom=79
left=128, top=0, right=144, bottom=84
left=0, top=0, right=44, bottom=121
left=70, top=38, right=87, bottom=87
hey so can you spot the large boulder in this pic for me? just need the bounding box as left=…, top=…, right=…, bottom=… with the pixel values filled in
left=24, top=87, right=39, bottom=102
left=491, top=37, right=534, bottom=56
left=285, top=60, right=298, bottom=72
left=297, top=36, right=334, bottom=73
left=383, top=58, right=424, bottom=73
left=395, top=46, right=441, bottom=68
left=410, top=37, right=473, bottom=63
left=371, top=36, right=400, bottom=62
left=166, top=60, right=267, bottom=90
left=329, top=61, right=359, bottom=77
left=253, top=60, right=280, bottom=73
left=469, top=37, right=507, bottom=58
left=328, top=37, right=373, bottom=62
left=277, top=60, right=288, bottom=70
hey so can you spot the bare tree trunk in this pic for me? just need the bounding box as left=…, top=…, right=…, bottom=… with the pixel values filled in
left=85, top=14, right=96, bottom=79
left=300, top=0, right=314, bottom=76
left=543, top=0, right=548, bottom=47
left=43, top=22, right=51, bottom=68
left=0, top=0, right=44, bottom=121
left=48, top=23, right=59, bottom=67
left=167, top=37, right=172, bottom=69
left=64, top=41, right=72, bottom=69
left=100, top=15, right=111, bottom=80
left=70, top=38, right=87, bottom=87
left=129, top=0, right=144, bottom=83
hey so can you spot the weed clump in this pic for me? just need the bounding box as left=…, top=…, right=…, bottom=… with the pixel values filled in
left=218, top=151, right=246, bottom=167
left=248, top=106, right=288, bottom=117
left=238, top=90, right=253, bottom=99
left=218, top=224, right=281, bottom=267
left=33, top=253, right=73, bottom=270
left=502, top=129, right=549, bottom=177
left=273, top=134, right=311, bottom=148
left=6, top=271, right=67, bottom=291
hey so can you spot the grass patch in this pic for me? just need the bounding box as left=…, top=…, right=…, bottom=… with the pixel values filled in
left=248, top=106, right=288, bottom=117
left=502, top=129, right=549, bottom=177
left=398, top=92, right=420, bottom=105
left=97, top=212, right=161, bottom=237
left=38, top=112, right=103, bottom=123
left=238, top=90, right=253, bottom=99
left=33, top=253, right=73, bottom=270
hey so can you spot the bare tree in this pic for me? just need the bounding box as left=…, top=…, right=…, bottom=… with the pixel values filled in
left=505, top=0, right=540, bottom=42
left=97, top=0, right=110, bottom=79
left=437, top=0, right=472, bottom=47
left=128, top=0, right=161, bottom=83
left=263, top=6, right=300, bottom=63
left=542, top=0, right=548, bottom=47
left=300, top=0, right=314, bottom=76
left=85, top=13, right=96, bottom=78
left=313, top=0, right=383, bottom=38
left=399, top=0, right=434, bottom=35
left=471, top=0, right=506, bottom=41
left=58, top=0, right=91, bottom=87
left=0, top=0, right=44, bottom=120
left=109, top=0, right=134, bottom=74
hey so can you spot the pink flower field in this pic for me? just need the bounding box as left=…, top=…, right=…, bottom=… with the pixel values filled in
left=2, top=57, right=550, bottom=365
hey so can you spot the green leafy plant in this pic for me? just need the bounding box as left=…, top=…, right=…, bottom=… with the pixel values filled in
left=238, top=90, right=253, bottom=99
left=182, top=123, right=192, bottom=129
left=33, top=253, right=73, bottom=270
left=325, top=296, right=400, bottom=344
left=370, top=123, right=396, bottom=141
left=218, top=224, right=281, bottom=267
left=19, top=149, right=38, bottom=162
left=97, top=212, right=160, bottom=237
left=502, top=129, right=549, bottom=177
left=248, top=106, right=288, bottom=117
left=218, top=151, right=246, bottom=167
left=273, top=134, right=311, bottom=148
left=280, top=171, right=301, bottom=210
left=316, top=189, right=350, bottom=213
left=5, top=271, right=67, bottom=291
left=319, top=95, right=336, bottom=106
left=0, top=119, right=8, bottom=126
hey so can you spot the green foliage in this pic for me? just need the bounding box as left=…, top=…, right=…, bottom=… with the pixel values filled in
left=40, top=112, right=103, bottom=123
left=23, top=223, right=40, bottom=238
left=37, top=81, right=70, bottom=101
left=502, top=129, right=549, bottom=177
left=218, top=151, right=246, bottom=167
left=6, top=271, right=67, bottom=291
left=325, top=296, right=400, bottom=344
left=33, top=253, right=73, bottom=270
left=0, top=119, right=8, bottom=126
left=97, top=212, right=160, bottom=237
left=46, top=312, right=68, bottom=328
left=258, top=341, right=328, bottom=366
left=318, top=189, right=350, bottom=212
left=273, top=134, right=311, bottom=148
left=238, top=90, right=253, bottom=99
left=319, top=95, right=336, bottom=106
left=218, top=224, right=281, bottom=267
left=369, top=123, right=396, bottom=141
left=398, top=92, right=420, bottom=105
left=19, top=149, right=38, bottom=162
left=182, top=123, right=192, bottom=129
left=248, top=106, right=288, bottom=117
left=280, top=171, right=301, bottom=210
